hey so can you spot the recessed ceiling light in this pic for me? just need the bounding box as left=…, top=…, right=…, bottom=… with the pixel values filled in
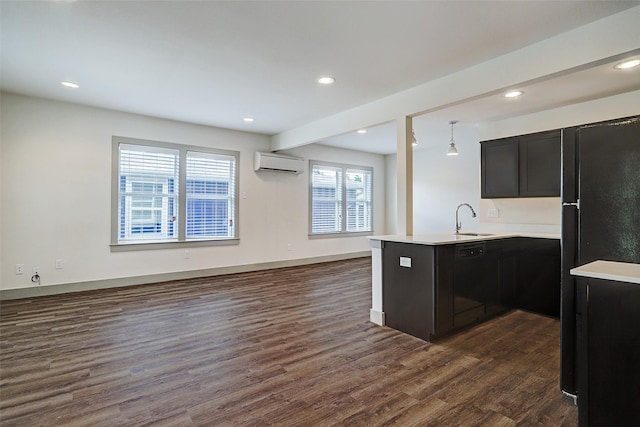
left=243, top=117, right=255, bottom=123
left=357, top=129, right=367, bottom=134
left=61, top=81, right=79, bottom=89
left=504, top=90, right=524, bottom=98
left=318, top=76, right=336, bottom=85
left=614, top=59, right=640, bottom=70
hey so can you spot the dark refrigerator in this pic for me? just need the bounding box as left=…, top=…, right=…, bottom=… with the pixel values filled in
left=560, top=116, right=640, bottom=400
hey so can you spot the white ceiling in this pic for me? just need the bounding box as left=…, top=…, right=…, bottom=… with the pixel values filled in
left=2, top=1, right=639, bottom=154
left=320, top=57, right=640, bottom=154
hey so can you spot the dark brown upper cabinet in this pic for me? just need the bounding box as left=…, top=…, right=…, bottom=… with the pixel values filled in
left=519, top=130, right=561, bottom=197
left=481, top=129, right=560, bottom=198
left=481, top=138, right=520, bottom=198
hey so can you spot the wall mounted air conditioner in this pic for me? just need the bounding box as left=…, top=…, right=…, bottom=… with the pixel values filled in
left=254, top=152, right=304, bottom=174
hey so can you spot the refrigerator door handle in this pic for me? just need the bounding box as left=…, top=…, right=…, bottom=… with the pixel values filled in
left=562, top=199, right=580, bottom=209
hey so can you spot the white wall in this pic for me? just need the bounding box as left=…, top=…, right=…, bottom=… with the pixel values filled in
left=412, top=126, right=481, bottom=234
left=478, top=198, right=561, bottom=234
left=0, top=93, right=385, bottom=291
left=384, top=126, right=481, bottom=235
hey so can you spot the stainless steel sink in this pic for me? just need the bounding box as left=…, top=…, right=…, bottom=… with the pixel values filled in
left=456, top=232, right=494, bottom=237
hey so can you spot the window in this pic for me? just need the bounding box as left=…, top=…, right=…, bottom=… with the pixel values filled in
left=118, top=145, right=179, bottom=241
left=310, top=161, right=373, bottom=236
left=185, top=151, right=236, bottom=239
left=112, top=137, right=238, bottom=249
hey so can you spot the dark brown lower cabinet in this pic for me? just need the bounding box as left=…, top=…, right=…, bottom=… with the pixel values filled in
left=516, top=238, right=561, bottom=317
left=382, top=242, right=435, bottom=341
left=383, top=240, right=508, bottom=341
left=382, top=237, right=560, bottom=342
left=576, top=277, right=640, bottom=426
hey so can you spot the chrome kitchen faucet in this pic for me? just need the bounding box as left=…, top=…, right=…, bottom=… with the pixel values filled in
left=455, top=203, right=477, bottom=234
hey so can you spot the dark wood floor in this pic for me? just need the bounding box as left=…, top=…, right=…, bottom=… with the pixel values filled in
left=0, top=257, right=577, bottom=426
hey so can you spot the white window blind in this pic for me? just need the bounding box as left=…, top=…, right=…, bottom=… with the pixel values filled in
left=346, top=168, right=373, bottom=232
left=310, top=162, right=372, bottom=235
left=311, top=164, right=343, bottom=233
left=186, top=151, right=236, bottom=239
left=118, top=144, right=179, bottom=242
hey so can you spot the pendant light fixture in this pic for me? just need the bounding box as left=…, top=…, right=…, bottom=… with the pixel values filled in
left=447, top=120, right=459, bottom=156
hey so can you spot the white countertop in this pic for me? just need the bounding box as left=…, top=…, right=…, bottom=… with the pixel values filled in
left=368, top=231, right=560, bottom=246
left=570, top=260, right=640, bottom=285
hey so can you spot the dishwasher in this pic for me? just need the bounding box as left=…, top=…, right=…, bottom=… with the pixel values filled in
left=453, top=241, right=499, bottom=328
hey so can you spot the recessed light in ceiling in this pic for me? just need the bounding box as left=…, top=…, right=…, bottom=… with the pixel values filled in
left=357, top=129, right=367, bottom=134
left=614, top=59, right=640, bottom=70
left=504, top=90, right=524, bottom=98
left=318, top=76, right=336, bottom=85
left=243, top=117, right=255, bottom=123
left=61, top=81, right=79, bottom=89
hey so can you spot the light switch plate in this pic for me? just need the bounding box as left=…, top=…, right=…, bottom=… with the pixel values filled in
left=487, top=208, right=500, bottom=218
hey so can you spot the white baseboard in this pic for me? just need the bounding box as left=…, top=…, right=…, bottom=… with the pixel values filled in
left=370, top=308, right=385, bottom=326
left=1, top=252, right=371, bottom=300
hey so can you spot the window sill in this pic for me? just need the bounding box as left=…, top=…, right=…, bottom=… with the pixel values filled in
left=308, top=231, right=372, bottom=240
left=110, top=238, right=239, bottom=252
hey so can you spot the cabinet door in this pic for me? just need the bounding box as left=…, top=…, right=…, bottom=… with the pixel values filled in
left=484, top=240, right=506, bottom=317
left=481, top=138, right=519, bottom=198
left=499, top=237, right=519, bottom=307
left=519, top=130, right=561, bottom=197
left=382, top=242, right=434, bottom=341
left=578, top=277, right=640, bottom=426
left=516, top=238, right=560, bottom=317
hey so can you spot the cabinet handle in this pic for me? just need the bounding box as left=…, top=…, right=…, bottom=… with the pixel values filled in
left=562, top=199, right=580, bottom=209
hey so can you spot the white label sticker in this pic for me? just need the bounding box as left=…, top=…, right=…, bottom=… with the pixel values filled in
left=399, top=256, right=412, bottom=268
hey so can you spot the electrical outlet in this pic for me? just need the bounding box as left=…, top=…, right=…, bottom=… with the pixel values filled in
left=487, top=208, right=500, bottom=218
left=184, top=250, right=190, bottom=259
left=287, top=244, right=293, bottom=251
left=16, top=264, right=24, bottom=275
left=55, top=259, right=63, bottom=269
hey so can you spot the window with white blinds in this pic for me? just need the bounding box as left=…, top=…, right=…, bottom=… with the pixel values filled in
left=310, top=161, right=373, bottom=236
left=186, top=151, right=236, bottom=239
left=112, top=137, right=239, bottom=248
left=345, top=168, right=373, bottom=232
left=118, top=144, right=179, bottom=242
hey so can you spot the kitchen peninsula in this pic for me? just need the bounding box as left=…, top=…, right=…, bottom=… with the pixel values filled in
left=368, top=232, right=560, bottom=341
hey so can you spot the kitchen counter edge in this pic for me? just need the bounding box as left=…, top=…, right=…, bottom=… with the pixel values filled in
left=570, top=260, right=640, bottom=285
left=367, top=231, right=560, bottom=246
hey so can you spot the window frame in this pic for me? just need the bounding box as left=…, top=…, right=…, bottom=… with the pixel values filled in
left=111, top=136, right=240, bottom=251
left=308, top=160, right=373, bottom=238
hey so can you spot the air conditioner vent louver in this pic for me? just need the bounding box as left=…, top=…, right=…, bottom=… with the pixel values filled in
left=254, top=152, right=304, bottom=174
